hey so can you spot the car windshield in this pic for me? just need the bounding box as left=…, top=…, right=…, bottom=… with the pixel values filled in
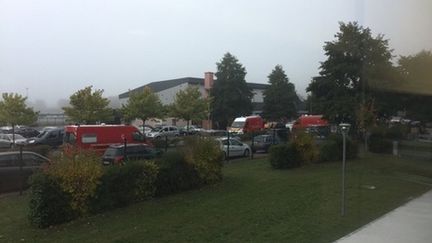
left=231, top=121, right=245, bottom=128
left=104, top=148, right=121, bottom=157
left=151, top=127, right=162, bottom=132
left=13, top=134, right=25, bottom=140
left=254, top=136, right=265, bottom=142
left=36, top=131, right=47, bottom=138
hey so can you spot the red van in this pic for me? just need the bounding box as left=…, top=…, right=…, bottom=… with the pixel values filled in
left=292, top=115, right=329, bottom=130
left=229, top=116, right=264, bottom=134
left=63, top=125, right=147, bottom=154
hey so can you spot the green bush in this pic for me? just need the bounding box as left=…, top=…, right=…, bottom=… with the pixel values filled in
left=318, top=139, right=339, bottom=162
left=90, top=161, right=158, bottom=213
left=28, top=137, right=224, bottom=226
left=46, top=150, right=103, bottom=215
left=269, top=143, right=301, bottom=169
left=154, top=151, right=202, bottom=197
left=369, top=135, right=392, bottom=153
left=369, top=126, right=393, bottom=153
left=28, top=173, right=76, bottom=228
left=386, top=124, right=409, bottom=140
left=318, top=134, right=358, bottom=162
left=180, top=137, right=223, bottom=184
left=291, top=132, right=319, bottom=164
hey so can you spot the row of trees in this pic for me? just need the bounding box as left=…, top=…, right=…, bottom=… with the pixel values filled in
left=210, top=53, right=298, bottom=128
left=1, top=55, right=298, bottom=130
left=59, top=85, right=210, bottom=130
left=307, top=21, right=432, bottom=131
left=2, top=21, right=430, bottom=132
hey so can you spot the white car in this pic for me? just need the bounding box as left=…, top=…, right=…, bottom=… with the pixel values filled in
left=0, top=134, right=28, bottom=148
left=216, top=137, right=251, bottom=159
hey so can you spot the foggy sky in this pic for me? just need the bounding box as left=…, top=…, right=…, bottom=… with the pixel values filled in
left=1, top=0, right=431, bottom=112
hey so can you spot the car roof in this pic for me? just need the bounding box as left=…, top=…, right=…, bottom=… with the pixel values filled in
left=0, top=151, right=49, bottom=160
left=107, top=143, right=149, bottom=149
left=216, top=137, right=239, bottom=141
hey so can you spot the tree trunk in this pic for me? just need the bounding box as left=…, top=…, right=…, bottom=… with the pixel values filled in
left=187, top=120, right=190, bottom=133
left=12, top=124, right=15, bottom=147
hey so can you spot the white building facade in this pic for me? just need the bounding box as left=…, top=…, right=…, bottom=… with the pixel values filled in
left=118, top=73, right=269, bottom=128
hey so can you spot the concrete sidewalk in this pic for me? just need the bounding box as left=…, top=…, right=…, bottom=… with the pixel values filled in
left=336, top=190, right=432, bottom=243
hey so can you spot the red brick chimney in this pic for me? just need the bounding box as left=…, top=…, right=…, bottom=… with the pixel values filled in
left=202, top=72, right=214, bottom=129
left=204, top=72, right=214, bottom=91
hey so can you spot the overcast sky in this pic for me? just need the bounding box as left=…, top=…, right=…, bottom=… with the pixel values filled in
left=1, top=0, right=431, bottom=111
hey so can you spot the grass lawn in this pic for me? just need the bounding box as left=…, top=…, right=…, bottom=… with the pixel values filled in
left=1, top=153, right=432, bottom=243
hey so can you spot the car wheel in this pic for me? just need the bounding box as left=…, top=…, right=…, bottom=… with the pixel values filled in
left=243, top=149, right=250, bottom=157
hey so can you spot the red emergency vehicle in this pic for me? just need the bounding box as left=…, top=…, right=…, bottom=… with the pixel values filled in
left=63, top=125, right=147, bottom=154
left=229, top=116, right=264, bottom=134
left=292, top=115, right=329, bottom=130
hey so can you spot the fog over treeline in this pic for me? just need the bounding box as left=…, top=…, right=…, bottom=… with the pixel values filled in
left=26, top=96, right=122, bottom=113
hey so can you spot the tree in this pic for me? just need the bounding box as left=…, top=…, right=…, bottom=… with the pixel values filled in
left=170, top=86, right=209, bottom=131
left=0, top=93, right=38, bottom=144
left=307, top=22, right=395, bottom=124
left=262, top=65, right=298, bottom=120
left=210, top=52, right=253, bottom=129
left=63, top=86, right=112, bottom=124
left=122, top=87, right=164, bottom=125
left=396, top=50, right=432, bottom=121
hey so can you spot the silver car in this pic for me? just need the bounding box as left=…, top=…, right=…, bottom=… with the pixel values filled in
left=216, top=137, right=251, bottom=159
left=147, top=126, right=180, bottom=139
left=0, top=134, right=28, bottom=148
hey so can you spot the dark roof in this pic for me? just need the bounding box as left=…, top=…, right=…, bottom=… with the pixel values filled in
left=119, top=77, right=204, bottom=99
left=119, top=77, right=269, bottom=99
left=247, top=82, right=269, bottom=90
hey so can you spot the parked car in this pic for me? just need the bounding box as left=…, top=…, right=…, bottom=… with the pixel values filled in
left=0, top=134, right=28, bottom=148
left=251, top=134, right=280, bottom=153
left=179, top=125, right=202, bottom=135
left=147, top=126, right=179, bottom=139
left=15, top=127, right=40, bottom=138
left=139, top=125, right=154, bottom=135
left=27, top=127, right=64, bottom=147
left=199, top=129, right=241, bottom=140
left=0, top=151, right=50, bottom=193
left=102, top=144, right=162, bottom=165
left=216, top=137, right=251, bottom=159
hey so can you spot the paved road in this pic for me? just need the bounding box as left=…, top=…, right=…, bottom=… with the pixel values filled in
left=336, top=190, right=432, bottom=243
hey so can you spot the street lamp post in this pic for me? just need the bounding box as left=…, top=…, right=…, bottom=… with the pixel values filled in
left=339, top=123, right=351, bottom=216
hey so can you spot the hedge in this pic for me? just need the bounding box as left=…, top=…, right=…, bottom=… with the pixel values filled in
left=269, top=143, right=302, bottom=169
left=318, top=134, right=358, bottom=162
left=154, top=151, right=203, bottom=197
left=28, top=137, right=223, bottom=228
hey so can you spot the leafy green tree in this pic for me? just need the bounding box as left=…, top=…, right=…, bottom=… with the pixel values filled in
left=63, top=86, right=112, bottom=124
left=0, top=93, right=38, bottom=143
left=307, top=22, right=395, bottom=124
left=262, top=65, right=298, bottom=120
left=122, top=87, right=164, bottom=125
left=210, top=52, right=253, bottom=129
left=396, top=50, right=432, bottom=121
left=170, top=86, right=209, bottom=131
